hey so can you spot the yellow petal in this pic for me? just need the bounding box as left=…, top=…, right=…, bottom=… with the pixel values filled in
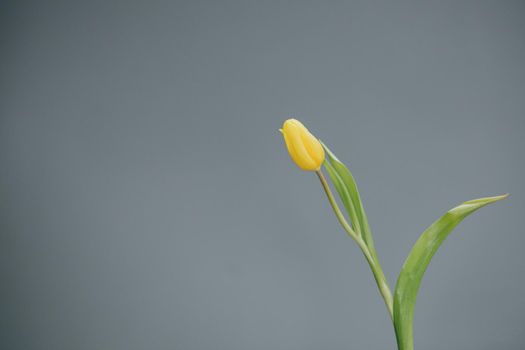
left=281, top=119, right=324, bottom=171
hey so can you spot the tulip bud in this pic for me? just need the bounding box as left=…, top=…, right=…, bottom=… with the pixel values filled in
left=280, top=119, right=325, bottom=171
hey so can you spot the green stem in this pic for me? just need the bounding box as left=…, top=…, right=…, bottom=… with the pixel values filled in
left=316, top=170, right=394, bottom=320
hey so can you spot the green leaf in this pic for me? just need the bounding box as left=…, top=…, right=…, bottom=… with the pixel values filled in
left=393, top=194, right=508, bottom=350
left=323, top=161, right=359, bottom=231
left=321, top=142, right=376, bottom=254
left=321, top=143, right=395, bottom=318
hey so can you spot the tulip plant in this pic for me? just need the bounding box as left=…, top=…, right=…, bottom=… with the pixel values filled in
left=280, top=119, right=507, bottom=350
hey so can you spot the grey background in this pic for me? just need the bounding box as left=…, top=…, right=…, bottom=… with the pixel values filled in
left=1, top=1, right=524, bottom=349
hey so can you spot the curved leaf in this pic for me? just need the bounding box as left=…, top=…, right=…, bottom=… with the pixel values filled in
left=321, top=143, right=375, bottom=254
left=323, top=160, right=360, bottom=232
left=393, top=194, right=508, bottom=350
left=321, top=143, right=394, bottom=317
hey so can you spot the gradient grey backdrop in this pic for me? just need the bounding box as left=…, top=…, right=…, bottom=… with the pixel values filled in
left=1, top=1, right=524, bottom=349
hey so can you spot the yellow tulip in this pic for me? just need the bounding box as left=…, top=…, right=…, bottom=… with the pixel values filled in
left=280, top=119, right=325, bottom=171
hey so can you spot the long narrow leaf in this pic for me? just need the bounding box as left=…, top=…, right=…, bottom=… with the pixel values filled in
left=322, top=143, right=376, bottom=255
left=323, top=160, right=361, bottom=234
left=393, top=194, right=508, bottom=350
